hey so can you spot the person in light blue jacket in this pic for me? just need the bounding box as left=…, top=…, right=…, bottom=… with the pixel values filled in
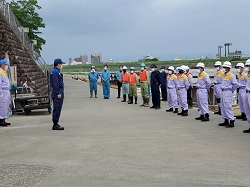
left=101, top=65, right=111, bottom=99
left=88, top=66, right=98, bottom=98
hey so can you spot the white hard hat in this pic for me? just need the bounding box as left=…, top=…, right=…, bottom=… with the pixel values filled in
left=179, top=66, right=185, bottom=71
left=214, top=61, right=222, bottom=67
left=235, top=63, right=244, bottom=68
left=222, top=61, right=232, bottom=68
left=122, top=66, right=127, bottom=70
left=168, top=66, right=175, bottom=71
left=196, top=62, right=205, bottom=68
left=245, top=59, right=250, bottom=66
left=176, top=67, right=180, bottom=72
left=185, top=66, right=190, bottom=70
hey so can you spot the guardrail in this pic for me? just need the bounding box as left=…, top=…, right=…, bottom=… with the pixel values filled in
left=0, top=0, right=47, bottom=73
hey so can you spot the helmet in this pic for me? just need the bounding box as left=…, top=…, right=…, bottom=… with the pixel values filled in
left=235, top=63, right=244, bottom=68
left=196, top=62, right=205, bottom=68
left=178, top=66, right=185, bottom=71
left=91, top=66, right=95, bottom=69
left=181, top=65, right=188, bottom=71
left=122, top=66, right=127, bottom=70
left=222, top=61, right=232, bottom=68
left=214, top=61, right=222, bottom=67
left=140, top=63, right=146, bottom=67
left=176, top=67, right=180, bottom=72
left=0, top=60, right=9, bottom=65
left=168, top=66, right=175, bottom=71
left=245, top=59, right=250, bottom=67
left=130, top=67, right=135, bottom=70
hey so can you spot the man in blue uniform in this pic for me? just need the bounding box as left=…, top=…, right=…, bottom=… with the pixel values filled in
left=50, top=59, right=65, bottom=130
left=88, top=66, right=98, bottom=98
left=101, top=65, right=111, bottom=99
left=116, top=65, right=123, bottom=99
left=0, top=60, right=11, bottom=127
left=150, top=64, right=161, bottom=110
left=160, top=66, right=168, bottom=101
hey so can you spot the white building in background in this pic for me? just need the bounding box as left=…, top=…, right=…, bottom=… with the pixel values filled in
left=91, top=52, right=102, bottom=64
left=174, top=56, right=182, bottom=61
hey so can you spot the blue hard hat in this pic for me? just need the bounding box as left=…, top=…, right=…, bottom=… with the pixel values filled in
left=54, top=58, right=65, bottom=66
left=0, top=60, right=9, bottom=65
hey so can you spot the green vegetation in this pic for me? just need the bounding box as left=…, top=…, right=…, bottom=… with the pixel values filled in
left=56, top=57, right=250, bottom=74
left=10, top=0, right=46, bottom=54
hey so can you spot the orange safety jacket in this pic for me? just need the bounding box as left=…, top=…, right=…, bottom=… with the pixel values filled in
left=122, top=72, right=130, bottom=83
left=140, top=69, right=148, bottom=81
left=129, top=73, right=137, bottom=84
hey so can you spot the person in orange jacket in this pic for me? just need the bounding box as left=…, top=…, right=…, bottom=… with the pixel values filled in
left=121, top=66, right=130, bottom=102
left=128, top=67, right=139, bottom=104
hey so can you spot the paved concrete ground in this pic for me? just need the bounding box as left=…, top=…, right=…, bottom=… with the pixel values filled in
left=1, top=78, right=250, bottom=187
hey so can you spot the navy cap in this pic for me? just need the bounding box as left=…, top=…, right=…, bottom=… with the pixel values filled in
left=160, top=66, right=165, bottom=69
left=54, top=58, right=65, bottom=66
left=150, top=64, right=157, bottom=68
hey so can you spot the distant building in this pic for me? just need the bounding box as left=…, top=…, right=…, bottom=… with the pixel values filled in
left=69, top=58, right=73, bottom=65
left=174, top=56, right=182, bottom=61
left=91, top=52, right=102, bottom=64
left=227, top=50, right=242, bottom=59
left=80, top=53, right=88, bottom=64
left=138, top=54, right=158, bottom=62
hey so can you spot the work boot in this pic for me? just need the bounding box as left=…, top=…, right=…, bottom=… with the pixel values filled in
left=178, top=109, right=184, bottom=115
left=241, top=113, right=247, bottom=121
left=218, top=119, right=229, bottom=126
left=0, top=119, right=8, bottom=127
left=173, top=108, right=178, bottom=113
left=144, top=98, right=149, bottom=107
left=243, top=128, right=250, bottom=133
left=214, top=107, right=221, bottom=115
left=140, top=98, right=145, bottom=107
left=225, top=120, right=235, bottom=128
left=195, top=115, right=204, bottom=120
left=236, top=113, right=245, bottom=119
left=201, top=113, right=209, bottom=122
left=121, top=95, right=126, bottom=102
left=128, top=96, right=133, bottom=104
left=182, top=110, right=188, bottom=116
left=155, top=106, right=161, bottom=110
left=95, top=91, right=98, bottom=98
left=3, top=119, right=11, bottom=126
left=90, top=91, right=93, bottom=98
left=135, top=97, right=138, bottom=104
left=52, top=122, right=64, bottom=130
left=166, top=108, right=173, bottom=112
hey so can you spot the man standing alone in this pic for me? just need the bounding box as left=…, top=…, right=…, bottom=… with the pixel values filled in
left=50, top=59, right=65, bottom=130
left=0, top=60, right=11, bottom=127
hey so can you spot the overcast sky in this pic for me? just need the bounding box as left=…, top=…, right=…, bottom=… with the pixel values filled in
left=34, top=0, right=250, bottom=64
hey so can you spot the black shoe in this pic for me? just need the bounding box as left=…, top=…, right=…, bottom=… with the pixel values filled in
left=173, top=108, right=178, bottom=113
left=225, top=120, right=234, bottom=128
left=243, top=128, right=250, bottom=133
left=178, top=110, right=184, bottom=115
left=117, top=96, right=120, bottom=99
left=218, top=119, right=229, bottom=126
left=195, top=115, right=204, bottom=120
left=235, top=114, right=243, bottom=119
left=201, top=114, right=209, bottom=122
left=155, top=107, right=161, bottom=110
left=121, top=95, right=126, bottom=102
left=166, top=108, right=173, bottom=112
left=214, top=107, right=221, bottom=115
left=128, top=96, right=133, bottom=104
left=52, top=125, right=64, bottom=130
left=182, top=110, right=188, bottom=116
left=243, top=117, right=247, bottom=121
left=95, top=91, right=98, bottom=98
left=90, top=91, right=93, bottom=98
left=135, top=97, right=137, bottom=104
left=150, top=106, right=156, bottom=109
left=0, top=122, right=8, bottom=127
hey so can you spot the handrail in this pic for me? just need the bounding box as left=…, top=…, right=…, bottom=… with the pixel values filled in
left=0, top=0, right=47, bottom=73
